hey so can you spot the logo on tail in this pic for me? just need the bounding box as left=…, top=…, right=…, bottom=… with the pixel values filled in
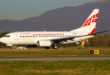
left=81, top=9, right=99, bottom=35
left=70, top=9, right=99, bottom=35
left=81, top=9, right=99, bottom=27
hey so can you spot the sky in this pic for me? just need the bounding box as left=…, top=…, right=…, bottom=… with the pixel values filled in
left=0, top=0, right=99, bottom=20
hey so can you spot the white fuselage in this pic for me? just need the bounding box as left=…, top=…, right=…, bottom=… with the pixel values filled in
left=0, top=31, right=94, bottom=46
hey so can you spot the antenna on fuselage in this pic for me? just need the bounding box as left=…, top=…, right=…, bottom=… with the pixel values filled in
left=65, top=24, right=68, bottom=32
left=44, top=29, right=47, bottom=32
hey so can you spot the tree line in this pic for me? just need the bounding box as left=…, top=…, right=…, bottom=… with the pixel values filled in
left=0, top=32, right=109, bottom=48
left=0, top=32, right=8, bottom=48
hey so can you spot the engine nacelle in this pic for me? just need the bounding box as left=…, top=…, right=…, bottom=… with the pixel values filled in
left=38, top=40, right=52, bottom=47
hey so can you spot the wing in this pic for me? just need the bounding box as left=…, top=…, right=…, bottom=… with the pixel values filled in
left=50, top=36, right=74, bottom=43
left=51, top=30, right=108, bottom=44
left=50, top=35, right=91, bottom=44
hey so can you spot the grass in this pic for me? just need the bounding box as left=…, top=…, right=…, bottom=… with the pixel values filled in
left=0, top=47, right=110, bottom=57
left=0, top=61, right=110, bottom=75
left=0, top=47, right=110, bottom=75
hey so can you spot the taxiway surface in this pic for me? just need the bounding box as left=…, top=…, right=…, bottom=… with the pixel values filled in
left=0, top=56, right=110, bottom=61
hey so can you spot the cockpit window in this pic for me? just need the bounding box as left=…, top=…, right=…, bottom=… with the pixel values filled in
left=4, top=35, right=10, bottom=37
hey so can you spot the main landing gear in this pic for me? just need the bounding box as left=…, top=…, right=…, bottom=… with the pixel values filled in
left=45, top=47, right=50, bottom=49
left=52, top=44, right=58, bottom=49
left=53, top=45, right=58, bottom=49
left=45, top=44, right=58, bottom=49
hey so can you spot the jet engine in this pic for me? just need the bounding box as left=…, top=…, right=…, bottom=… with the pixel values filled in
left=37, top=40, right=52, bottom=47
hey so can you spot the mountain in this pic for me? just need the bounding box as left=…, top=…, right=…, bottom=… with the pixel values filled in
left=0, top=0, right=110, bottom=33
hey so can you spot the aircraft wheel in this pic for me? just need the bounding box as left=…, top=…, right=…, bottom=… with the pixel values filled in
left=53, top=45, right=58, bottom=49
left=45, top=47, right=50, bottom=49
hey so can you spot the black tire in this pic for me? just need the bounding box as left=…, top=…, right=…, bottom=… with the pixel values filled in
left=45, top=47, right=50, bottom=49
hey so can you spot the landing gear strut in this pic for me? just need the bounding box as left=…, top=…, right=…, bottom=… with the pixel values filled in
left=53, top=45, right=58, bottom=49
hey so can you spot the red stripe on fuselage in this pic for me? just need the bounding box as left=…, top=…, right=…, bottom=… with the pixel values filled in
left=33, top=34, right=64, bottom=35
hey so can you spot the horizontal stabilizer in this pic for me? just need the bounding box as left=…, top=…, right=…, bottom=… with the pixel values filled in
left=94, top=30, right=108, bottom=35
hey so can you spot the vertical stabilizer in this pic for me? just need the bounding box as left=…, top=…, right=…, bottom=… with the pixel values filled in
left=81, top=9, right=99, bottom=28
left=71, top=9, right=99, bottom=35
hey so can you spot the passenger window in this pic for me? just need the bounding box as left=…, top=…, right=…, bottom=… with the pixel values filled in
left=4, top=35, right=10, bottom=37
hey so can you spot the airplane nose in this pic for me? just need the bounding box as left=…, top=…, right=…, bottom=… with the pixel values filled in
left=0, top=38, right=6, bottom=44
left=0, top=38, right=3, bottom=43
left=0, top=38, right=1, bottom=42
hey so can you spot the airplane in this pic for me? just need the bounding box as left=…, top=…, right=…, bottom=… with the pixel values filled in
left=0, top=9, right=102, bottom=49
